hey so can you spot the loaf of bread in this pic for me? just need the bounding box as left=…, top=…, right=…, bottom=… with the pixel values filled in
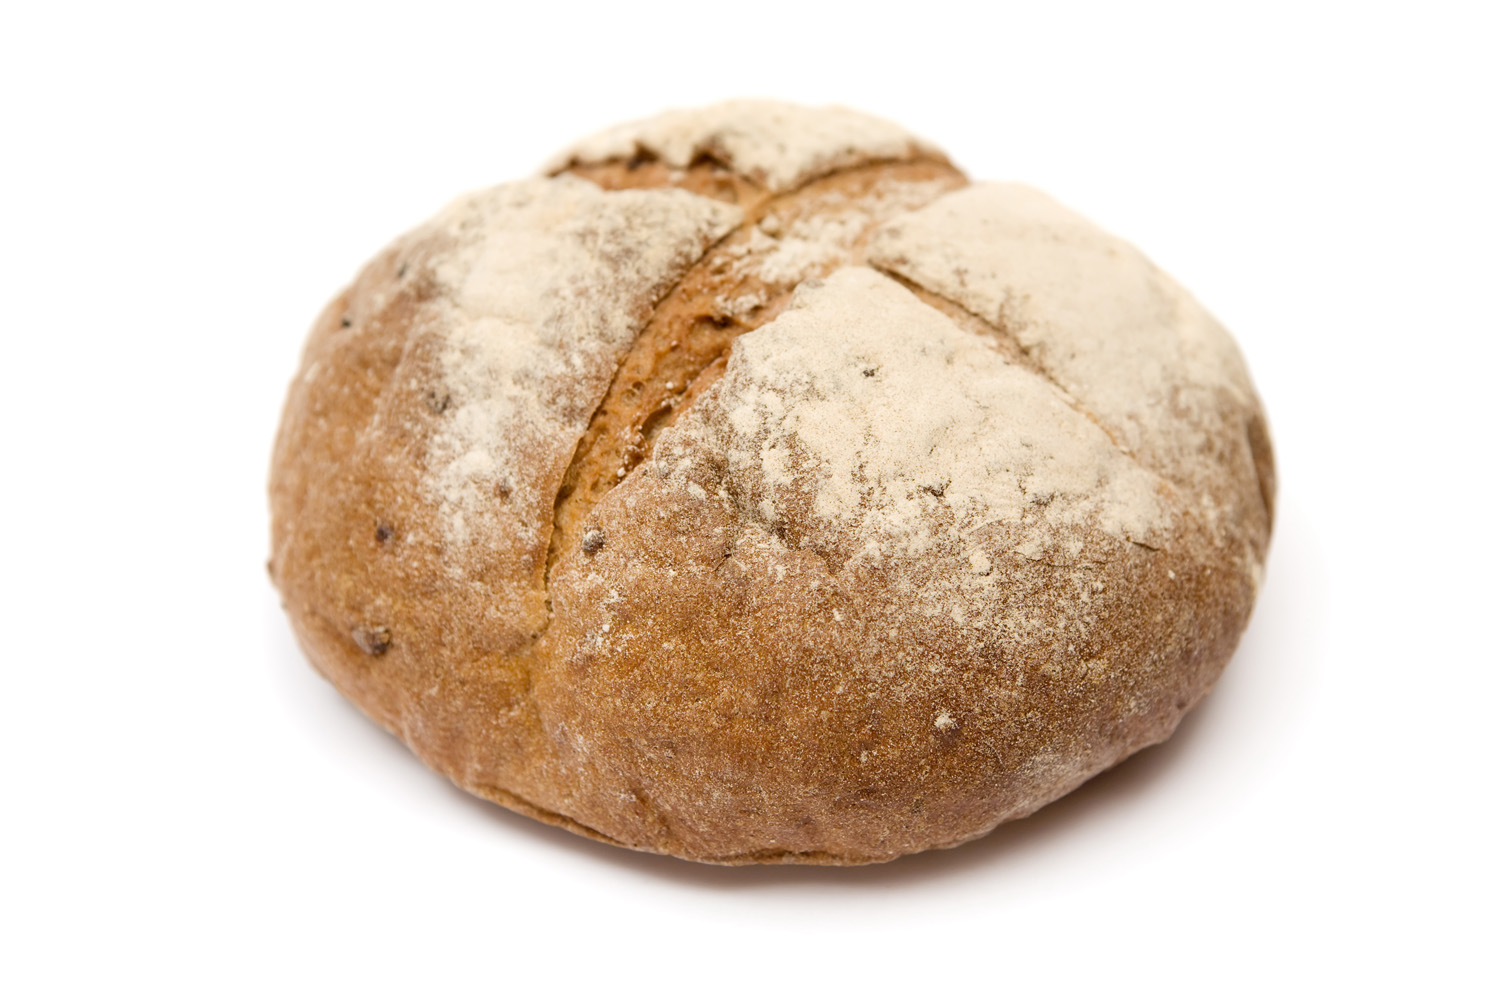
left=269, top=100, right=1274, bottom=865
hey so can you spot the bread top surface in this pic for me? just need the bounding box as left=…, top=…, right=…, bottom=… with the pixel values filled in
left=269, top=101, right=1273, bottom=863
left=546, top=99, right=943, bottom=193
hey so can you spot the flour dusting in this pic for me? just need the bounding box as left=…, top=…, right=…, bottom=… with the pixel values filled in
left=547, top=100, right=942, bottom=193
left=867, top=183, right=1258, bottom=489
left=658, top=268, right=1172, bottom=572
left=420, top=175, right=740, bottom=566
left=709, top=173, right=961, bottom=323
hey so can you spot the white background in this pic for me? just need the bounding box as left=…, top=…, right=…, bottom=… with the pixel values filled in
left=3, top=2, right=1495, bottom=995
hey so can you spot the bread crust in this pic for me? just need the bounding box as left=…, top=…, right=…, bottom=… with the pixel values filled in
left=269, top=102, right=1272, bottom=865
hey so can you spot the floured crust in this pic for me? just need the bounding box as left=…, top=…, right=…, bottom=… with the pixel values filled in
left=547, top=99, right=945, bottom=193
left=269, top=102, right=1273, bottom=865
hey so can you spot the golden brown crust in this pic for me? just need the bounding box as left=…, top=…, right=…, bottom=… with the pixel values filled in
left=269, top=104, right=1272, bottom=865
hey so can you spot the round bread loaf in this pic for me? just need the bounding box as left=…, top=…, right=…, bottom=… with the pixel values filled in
left=269, top=100, right=1274, bottom=865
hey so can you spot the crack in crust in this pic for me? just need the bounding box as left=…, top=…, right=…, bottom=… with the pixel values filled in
left=476, top=782, right=907, bottom=866
left=540, top=157, right=969, bottom=621
left=870, top=264, right=1146, bottom=473
left=472, top=782, right=629, bottom=849
left=1245, top=411, right=1276, bottom=527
